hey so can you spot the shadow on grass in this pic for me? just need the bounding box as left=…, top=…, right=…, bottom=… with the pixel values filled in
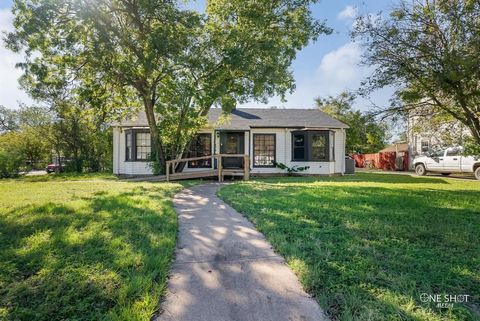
left=256, top=172, right=454, bottom=185
left=0, top=186, right=178, bottom=321
left=218, top=181, right=480, bottom=321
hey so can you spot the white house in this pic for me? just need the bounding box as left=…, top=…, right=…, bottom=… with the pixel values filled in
left=112, top=108, right=348, bottom=176
left=407, top=113, right=471, bottom=156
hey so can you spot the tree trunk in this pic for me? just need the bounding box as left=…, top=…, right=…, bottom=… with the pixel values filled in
left=144, top=99, right=166, bottom=174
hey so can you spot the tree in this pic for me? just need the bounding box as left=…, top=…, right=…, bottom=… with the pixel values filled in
left=6, top=0, right=330, bottom=173
left=0, top=105, right=19, bottom=132
left=353, top=0, right=480, bottom=148
left=315, top=92, right=389, bottom=154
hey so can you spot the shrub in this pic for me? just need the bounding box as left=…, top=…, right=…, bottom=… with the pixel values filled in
left=0, top=149, right=24, bottom=178
left=272, top=161, right=310, bottom=176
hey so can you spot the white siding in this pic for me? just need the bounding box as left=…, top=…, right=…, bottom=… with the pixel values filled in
left=334, top=129, right=345, bottom=174
left=113, top=126, right=346, bottom=176
left=250, top=128, right=286, bottom=174
left=113, top=126, right=153, bottom=175
left=249, top=128, right=344, bottom=175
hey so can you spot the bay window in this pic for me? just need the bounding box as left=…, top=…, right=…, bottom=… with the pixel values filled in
left=291, top=130, right=332, bottom=162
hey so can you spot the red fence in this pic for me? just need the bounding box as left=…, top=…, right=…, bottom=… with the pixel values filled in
left=352, top=151, right=409, bottom=171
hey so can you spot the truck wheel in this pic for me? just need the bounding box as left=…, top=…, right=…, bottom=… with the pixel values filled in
left=475, top=167, right=480, bottom=180
left=415, top=164, right=427, bottom=176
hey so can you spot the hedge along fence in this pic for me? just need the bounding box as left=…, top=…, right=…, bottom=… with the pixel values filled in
left=352, top=151, right=409, bottom=171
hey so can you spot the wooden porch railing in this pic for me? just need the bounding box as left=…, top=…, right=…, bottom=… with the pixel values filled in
left=166, top=154, right=250, bottom=182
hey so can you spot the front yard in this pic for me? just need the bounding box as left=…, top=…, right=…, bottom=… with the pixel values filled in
left=218, top=173, right=480, bottom=321
left=0, top=175, right=191, bottom=321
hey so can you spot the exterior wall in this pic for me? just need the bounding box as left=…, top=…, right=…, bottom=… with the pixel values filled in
left=113, top=126, right=153, bottom=175
left=285, top=128, right=345, bottom=175
left=407, top=114, right=471, bottom=156
left=248, top=128, right=345, bottom=175
left=113, top=126, right=346, bottom=176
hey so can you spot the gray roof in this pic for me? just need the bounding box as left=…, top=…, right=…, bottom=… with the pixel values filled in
left=114, top=108, right=348, bottom=129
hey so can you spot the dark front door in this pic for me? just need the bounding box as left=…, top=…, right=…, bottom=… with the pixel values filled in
left=220, top=132, right=245, bottom=168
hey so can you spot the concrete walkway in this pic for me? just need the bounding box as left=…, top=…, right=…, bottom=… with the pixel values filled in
left=156, top=183, right=327, bottom=321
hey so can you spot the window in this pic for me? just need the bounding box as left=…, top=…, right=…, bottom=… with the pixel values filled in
left=136, top=132, right=151, bottom=160
left=446, top=147, right=462, bottom=156
left=421, top=140, right=429, bottom=153
left=291, top=131, right=331, bottom=161
left=126, top=132, right=133, bottom=161
left=311, top=133, right=328, bottom=161
left=293, top=133, right=306, bottom=161
left=253, top=134, right=276, bottom=167
left=188, top=134, right=212, bottom=168
left=125, top=130, right=151, bottom=161
left=431, top=149, right=445, bottom=157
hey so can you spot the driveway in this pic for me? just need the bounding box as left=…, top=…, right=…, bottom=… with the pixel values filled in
left=156, top=183, right=327, bottom=321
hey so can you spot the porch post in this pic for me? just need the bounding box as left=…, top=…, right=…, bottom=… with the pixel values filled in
left=218, top=155, right=223, bottom=182
left=166, top=162, right=170, bottom=182
left=244, top=155, right=250, bottom=180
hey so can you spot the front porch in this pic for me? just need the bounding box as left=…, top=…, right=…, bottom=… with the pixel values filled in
left=166, top=154, right=250, bottom=182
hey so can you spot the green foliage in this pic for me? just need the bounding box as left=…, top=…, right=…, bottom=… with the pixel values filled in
left=0, top=177, right=195, bottom=320
left=272, top=161, right=310, bottom=175
left=353, top=0, right=480, bottom=145
left=463, top=137, right=480, bottom=157
left=0, top=105, right=19, bottom=132
left=315, top=92, right=389, bottom=154
left=218, top=174, right=480, bottom=321
left=0, top=104, right=112, bottom=176
left=0, top=133, right=24, bottom=178
left=52, top=105, right=113, bottom=173
left=0, top=116, right=52, bottom=176
left=6, top=0, right=330, bottom=173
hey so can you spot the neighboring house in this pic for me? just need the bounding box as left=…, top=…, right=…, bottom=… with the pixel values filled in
left=111, top=108, right=348, bottom=176
left=407, top=113, right=471, bottom=156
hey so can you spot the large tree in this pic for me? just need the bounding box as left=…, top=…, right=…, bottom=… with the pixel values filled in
left=353, top=0, right=480, bottom=147
left=6, top=0, right=329, bottom=173
left=315, top=92, right=389, bottom=154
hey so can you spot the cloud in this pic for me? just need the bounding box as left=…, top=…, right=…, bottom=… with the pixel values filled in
left=316, top=42, right=367, bottom=94
left=338, top=5, right=357, bottom=21
left=239, top=42, right=380, bottom=110
left=0, top=8, right=34, bottom=109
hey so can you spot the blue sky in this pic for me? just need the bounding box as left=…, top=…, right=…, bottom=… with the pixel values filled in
left=0, top=0, right=394, bottom=110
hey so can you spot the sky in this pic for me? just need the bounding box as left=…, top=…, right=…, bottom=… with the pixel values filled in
left=0, top=0, right=395, bottom=111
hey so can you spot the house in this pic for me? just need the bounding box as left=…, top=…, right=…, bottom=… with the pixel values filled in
left=112, top=108, right=348, bottom=177
left=407, top=113, right=471, bottom=156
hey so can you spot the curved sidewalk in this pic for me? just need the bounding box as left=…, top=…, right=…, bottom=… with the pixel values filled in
left=156, top=183, right=327, bottom=321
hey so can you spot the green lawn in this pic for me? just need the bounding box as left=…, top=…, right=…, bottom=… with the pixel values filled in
left=0, top=176, right=192, bottom=321
left=218, top=173, right=480, bottom=321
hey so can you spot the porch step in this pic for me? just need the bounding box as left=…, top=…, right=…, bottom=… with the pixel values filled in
left=169, top=170, right=218, bottom=180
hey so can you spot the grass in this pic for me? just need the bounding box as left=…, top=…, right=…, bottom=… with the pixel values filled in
left=0, top=175, right=194, bottom=321
left=18, top=172, right=118, bottom=182
left=218, top=173, right=480, bottom=321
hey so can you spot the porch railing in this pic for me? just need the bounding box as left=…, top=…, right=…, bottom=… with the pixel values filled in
left=166, top=154, right=250, bottom=182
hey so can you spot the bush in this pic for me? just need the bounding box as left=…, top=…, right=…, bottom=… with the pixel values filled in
left=0, top=149, right=24, bottom=178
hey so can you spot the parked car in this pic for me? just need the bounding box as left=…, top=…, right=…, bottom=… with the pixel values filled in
left=45, top=163, right=65, bottom=173
left=413, top=146, right=480, bottom=180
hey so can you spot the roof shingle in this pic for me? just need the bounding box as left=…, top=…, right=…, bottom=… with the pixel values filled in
left=114, top=108, right=349, bottom=129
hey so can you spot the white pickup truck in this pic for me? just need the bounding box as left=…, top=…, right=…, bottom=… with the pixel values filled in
left=413, top=147, right=480, bottom=180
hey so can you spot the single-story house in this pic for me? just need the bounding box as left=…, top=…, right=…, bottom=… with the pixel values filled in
left=112, top=108, right=348, bottom=176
